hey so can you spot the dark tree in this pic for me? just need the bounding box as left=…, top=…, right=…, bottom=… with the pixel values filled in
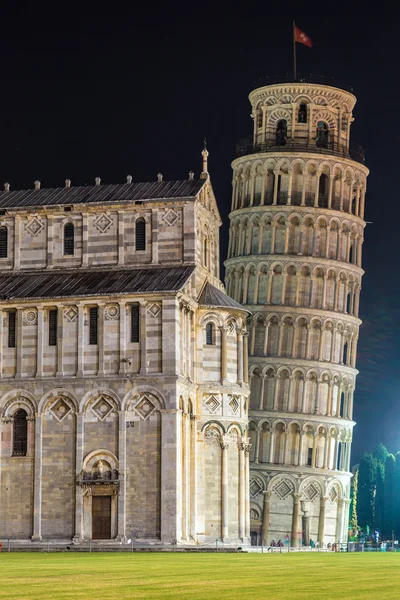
left=384, top=454, right=396, bottom=538
left=357, top=453, right=377, bottom=530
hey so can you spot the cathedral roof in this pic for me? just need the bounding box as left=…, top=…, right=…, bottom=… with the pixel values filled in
left=0, top=266, right=195, bottom=300
left=198, top=282, right=249, bottom=313
left=0, top=179, right=206, bottom=210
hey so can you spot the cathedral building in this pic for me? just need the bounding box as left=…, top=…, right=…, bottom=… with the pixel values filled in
left=0, top=154, right=250, bottom=545
left=225, top=78, right=368, bottom=546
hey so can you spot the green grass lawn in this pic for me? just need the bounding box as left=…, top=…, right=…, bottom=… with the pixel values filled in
left=0, top=552, right=399, bottom=600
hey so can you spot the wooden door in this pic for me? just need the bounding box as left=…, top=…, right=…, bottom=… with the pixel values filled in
left=92, top=496, right=111, bottom=540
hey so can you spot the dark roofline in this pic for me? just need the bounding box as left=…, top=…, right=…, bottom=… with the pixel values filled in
left=0, top=179, right=207, bottom=211
left=0, top=266, right=195, bottom=301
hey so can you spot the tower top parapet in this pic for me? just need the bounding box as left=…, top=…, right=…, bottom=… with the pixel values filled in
left=240, top=74, right=363, bottom=166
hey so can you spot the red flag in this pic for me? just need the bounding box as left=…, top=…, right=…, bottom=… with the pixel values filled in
left=294, top=25, right=313, bottom=48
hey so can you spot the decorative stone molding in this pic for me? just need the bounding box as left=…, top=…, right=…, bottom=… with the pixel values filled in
left=162, top=209, right=180, bottom=226
left=25, top=215, right=44, bottom=237
left=94, top=213, right=113, bottom=233
left=64, top=307, right=78, bottom=322
left=147, top=302, right=161, bottom=317
left=23, top=308, right=38, bottom=325
left=104, top=304, right=120, bottom=320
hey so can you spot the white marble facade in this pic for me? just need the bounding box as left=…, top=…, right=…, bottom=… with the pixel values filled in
left=0, top=162, right=250, bottom=545
left=225, top=80, right=368, bottom=546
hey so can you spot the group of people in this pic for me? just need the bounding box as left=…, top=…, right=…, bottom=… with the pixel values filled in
left=270, top=540, right=284, bottom=547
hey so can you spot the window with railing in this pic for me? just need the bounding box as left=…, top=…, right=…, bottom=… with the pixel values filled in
left=0, top=227, right=8, bottom=258
left=12, top=409, right=28, bottom=456
left=64, top=223, right=74, bottom=256
left=135, top=218, right=146, bottom=251
left=131, top=304, right=140, bottom=343
left=48, top=309, right=58, bottom=346
left=8, top=311, right=16, bottom=348
left=206, top=322, right=214, bottom=345
left=89, top=307, right=98, bottom=345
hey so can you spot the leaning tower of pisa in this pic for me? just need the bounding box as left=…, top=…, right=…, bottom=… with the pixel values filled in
left=225, top=77, right=368, bottom=547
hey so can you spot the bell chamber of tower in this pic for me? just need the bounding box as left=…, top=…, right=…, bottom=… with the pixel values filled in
left=225, top=80, right=369, bottom=547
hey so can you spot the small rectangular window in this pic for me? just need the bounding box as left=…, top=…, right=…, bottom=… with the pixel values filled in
left=307, top=447, right=313, bottom=467
left=89, top=307, right=98, bottom=345
left=48, top=309, right=58, bottom=346
left=8, top=311, right=16, bottom=348
left=131, top=304, right=140, bottom=343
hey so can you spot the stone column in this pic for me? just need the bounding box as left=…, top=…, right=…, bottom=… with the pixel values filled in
left=117, top=410, right=127, bottom=542
left=15, top=309, right=23, bottom=378
left=245, top=442, right=251, bottom=538
left=261, top=491, right=272, bottom=545
left=221, top=437, right=229, bottom=540
left=36, top=308, right=44, bottom=378
left=258, top=376, right=265, bottom=410
left=270, top=222, right=277, bottom=254
left=327, top=177, right=333, bottom=209
left=333, top=438, right=339, bottom=470
left=56, top=306, right=64, bottom=377
left=73, top=412, right=85, bottom=543
left=311, top=434, right=318, bottom=468
left=323, top=436, right=330, bottom=468
left=301, top=502, right=310, bottom=546
left=284, top=223, right=290, bottom=253
left=253, top=428, right=261, bottom=463
left=298, top=433, right=304, bottom=467
left=272, top=172, right=279, bottom=205
left=236, top=329, right=244, bottom=384
left=139, top=303, right=147, bottom=375
left=336, top=498, right=345, bottom=543
left=291, top=493, right=301, bottom=547
left=318, top=496, right=327, bottom=545
left=220, top=326, right=228, bottom=384
left=238, top=441, right=246, bottom=540
left=81, top=213, right=88, bottom=267
left=97, top=304, right=105, bottom=377
left=32, top=414, right=43, bottom=541
left=13, top=215, right=20, bottom=270
left=269, top=431, right=275, bottom=463
left=161, top=409, right=181, bottom=542
left=189, top=415, right=197, bottom=542
left=118, top=302, right=127, bottom=374
left=77, top=304, right=85, bottom=377
left=0, top=310, right=3, bottom=377
left=243, top=333, right=249, bottom=384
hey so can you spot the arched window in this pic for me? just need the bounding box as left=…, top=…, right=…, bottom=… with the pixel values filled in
left=63, top=223, right=74, bottom=256
left=206, top=322, right=214, bottom=345
left=276, top=119, right=287, bottom=146
left=135, top=218, right=146, bottom=251
left=298, top=104, right=307, bottom=123
left=319, top=174, right=329, bottom=208
left=13, top=409, right=28, bottom=456
left=0, top=226, right=7, bottom=258
left=257, top=110, right=263, bottom=128
left=204, top=237, right=208, bottom=268
left=316, top=121, right=329, bottom=148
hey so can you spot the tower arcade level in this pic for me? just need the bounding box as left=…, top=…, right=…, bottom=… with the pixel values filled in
left=225, top=80, right=369, bottom=546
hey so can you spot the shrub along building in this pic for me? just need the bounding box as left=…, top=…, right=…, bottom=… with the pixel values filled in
left=0, top=156, right=251, bottom=545
left=225, top=78, right=368, bottom=546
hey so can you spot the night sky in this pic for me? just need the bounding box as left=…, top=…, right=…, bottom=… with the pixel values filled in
left=0, top=6, right=396, bottom=464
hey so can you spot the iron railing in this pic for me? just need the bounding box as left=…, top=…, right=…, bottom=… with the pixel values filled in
left=236, top=137, right=365, bottom=164
left=252, top=73, right=355, bottom=93
left=78, top=469, right=119, bottom=483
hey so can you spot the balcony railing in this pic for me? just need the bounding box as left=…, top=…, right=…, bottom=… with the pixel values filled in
left=236, top=137, right=365, bottom=164
left=252, top=73, right=355, bottom=93
left=77, top=469, right=119, bottom=484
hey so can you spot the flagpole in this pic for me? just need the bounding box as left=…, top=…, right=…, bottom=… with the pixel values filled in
left=293, top=21, right=297, bottom=80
